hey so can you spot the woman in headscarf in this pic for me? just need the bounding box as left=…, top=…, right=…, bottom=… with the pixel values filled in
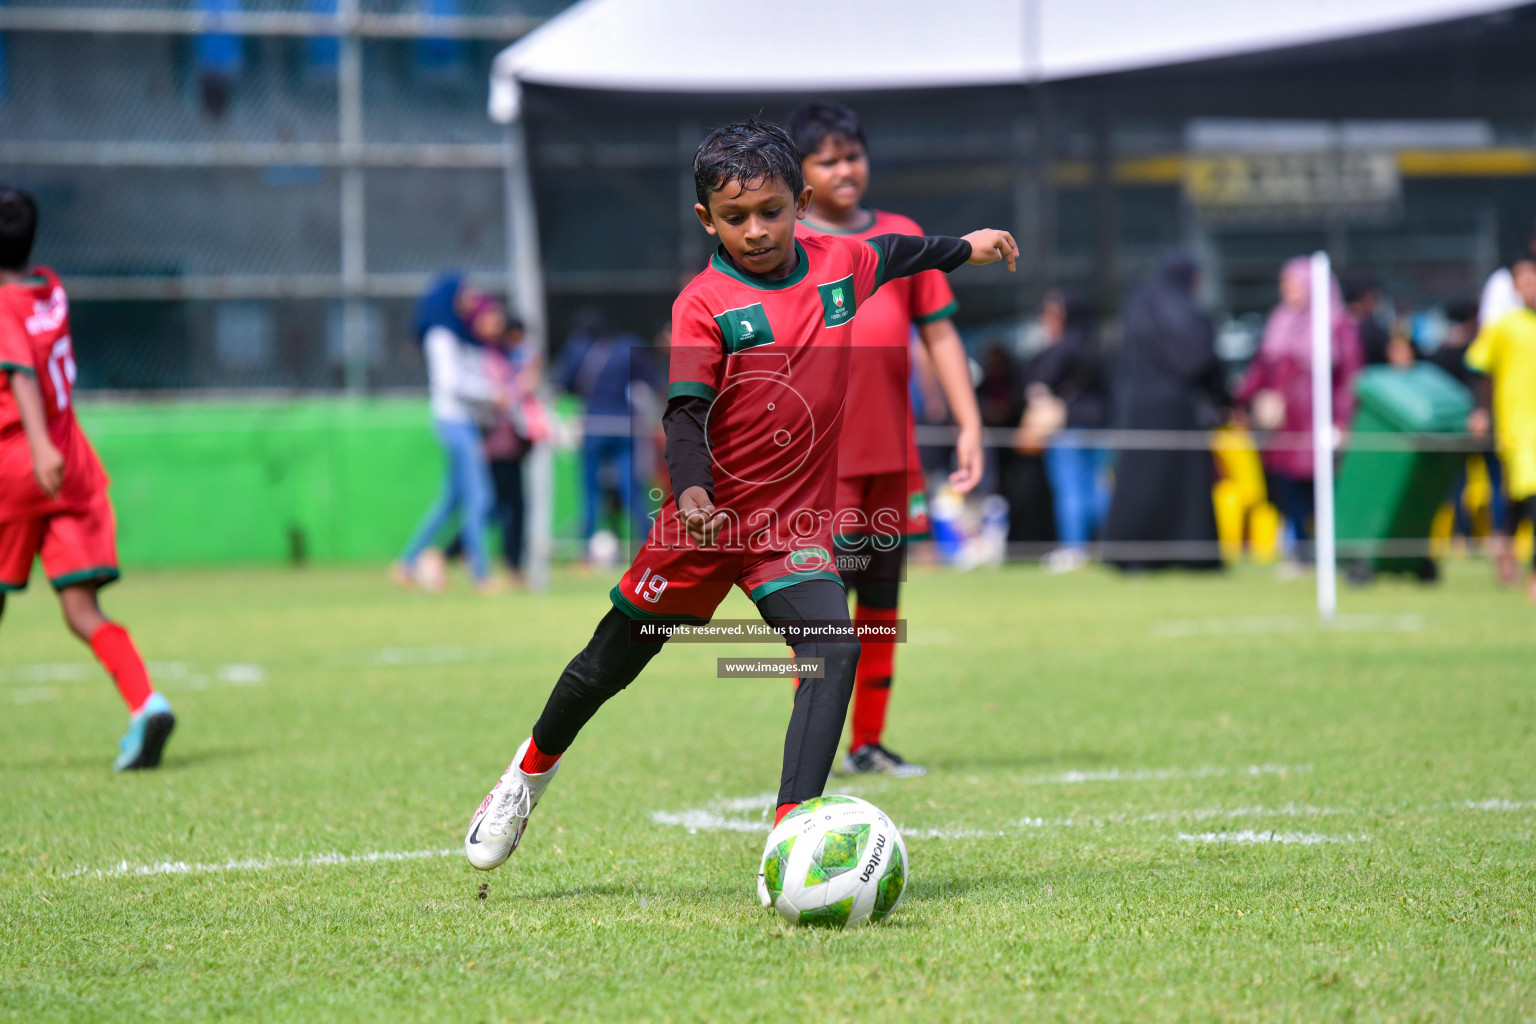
left=1025, top=290, right=1110, bottom=572
left=1102, top=253, right=1228, bottom=571
left=1236, top=257, right=1364, bottom=565
left=393, top=276, right=500, bottom=592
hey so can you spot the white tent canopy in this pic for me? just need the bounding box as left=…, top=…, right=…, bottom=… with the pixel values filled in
left=490, top=0, right=1524, bottom=122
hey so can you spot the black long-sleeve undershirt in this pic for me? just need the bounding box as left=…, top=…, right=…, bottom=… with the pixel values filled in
left=663, top=234, right=973, bottom=504
left=867, top=233, right=972, bottom=279
left=663, top=394, right=715, bottom=503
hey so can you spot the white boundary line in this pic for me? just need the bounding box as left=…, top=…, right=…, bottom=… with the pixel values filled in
left=1179, top=830, right=1366, bottom=845
left=1019, top=763, right=1310, bottom=786
left=66, top=847, right=457, bottom=880
left=1151, top=614, right=1422, bottom=639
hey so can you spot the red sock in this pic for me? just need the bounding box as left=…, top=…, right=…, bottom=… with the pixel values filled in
left=519, top=735, right=561, bottom=774
left=775, top=802, right=797, bottom=826
left=89, top=623, right=153, bottom=714
left=849, top=604, right=898, bottom=751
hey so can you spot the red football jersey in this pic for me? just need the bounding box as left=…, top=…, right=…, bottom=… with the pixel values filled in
left=798, top=210, right=957, bottom=477
left=0, top=268, right=108, bottom=522
left=668, top=234, right=883, bottom=551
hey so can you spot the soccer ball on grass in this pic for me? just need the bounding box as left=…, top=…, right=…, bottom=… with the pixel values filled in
left=758, top=794, right=907, bottom=927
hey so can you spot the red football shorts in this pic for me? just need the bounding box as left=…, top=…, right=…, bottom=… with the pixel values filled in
left=0, top=490, right=120, bottom=592
left=611, top=511, right=841, bottom=622
left=833, top=469, right=930, bottom=547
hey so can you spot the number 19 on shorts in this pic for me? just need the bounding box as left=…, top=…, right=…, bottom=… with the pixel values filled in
left=634, top=566, right=669, bottom=604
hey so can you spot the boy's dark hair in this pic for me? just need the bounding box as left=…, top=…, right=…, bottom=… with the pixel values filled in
left=785, top=102, right=867, bottom=161
left=693, top=120, right=804, bottom=211
left=0, top=186, right=39, bottom=271
left=1510, top=252, right=1536, bottom=272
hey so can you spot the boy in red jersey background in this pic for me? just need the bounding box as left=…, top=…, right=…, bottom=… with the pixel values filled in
left=789, top=103, right=986, bottom=777
left=0, top=186, right=175, bottom=771
left=460, top=121, right=1016, bottom=884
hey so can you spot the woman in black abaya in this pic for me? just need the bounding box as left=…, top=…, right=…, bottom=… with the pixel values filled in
left=1103, top=254, right=1227, bottom=571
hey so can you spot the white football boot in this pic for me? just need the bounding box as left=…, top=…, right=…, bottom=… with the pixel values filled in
left=464, top=738, right=560, bottom=871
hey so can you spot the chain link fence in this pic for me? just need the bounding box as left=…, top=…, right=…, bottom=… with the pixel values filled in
left=0, top=0, right=566, bottom=391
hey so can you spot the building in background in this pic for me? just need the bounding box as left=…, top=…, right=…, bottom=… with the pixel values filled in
left=0, top=0, right=570, bottom=392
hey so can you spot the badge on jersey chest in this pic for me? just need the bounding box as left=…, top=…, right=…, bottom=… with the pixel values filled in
left=713, top=302, right=775, bottom=354
left=817, top=275, right=857, bottom=327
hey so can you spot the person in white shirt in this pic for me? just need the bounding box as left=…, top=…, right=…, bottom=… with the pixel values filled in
left=394, top=277, right=504, bottom=593
left=1479, top=219, right=1536, bottom=327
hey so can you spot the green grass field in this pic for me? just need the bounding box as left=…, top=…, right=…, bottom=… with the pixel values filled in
left=2, top=560, right=1533, bottom=1022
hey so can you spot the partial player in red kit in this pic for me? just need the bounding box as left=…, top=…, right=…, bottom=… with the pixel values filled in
left=788, top=103, right=986, bottom=777
left=0, top=186, right=175, bottom=771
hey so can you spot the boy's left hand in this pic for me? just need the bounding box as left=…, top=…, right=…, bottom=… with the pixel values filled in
left=962, top=229, right=1019, bottom=272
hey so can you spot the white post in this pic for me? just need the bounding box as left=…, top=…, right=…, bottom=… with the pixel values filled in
left=1310, top=251, right=1337, bottom=621
left=504, top=107, right=553, bottom=593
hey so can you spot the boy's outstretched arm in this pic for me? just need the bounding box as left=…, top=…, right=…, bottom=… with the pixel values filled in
left=7, top=368, right=62, bottom=497
left=867, top=229, right=1019, bottom=282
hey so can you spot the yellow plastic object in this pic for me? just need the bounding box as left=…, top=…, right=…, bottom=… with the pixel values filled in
left=1210, top=427, right=1281, bottom=563
left=1429, top=503, right=1455, bottom=559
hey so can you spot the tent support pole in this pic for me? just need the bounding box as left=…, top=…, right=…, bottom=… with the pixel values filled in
left=505, top=114, right=553, bottom=592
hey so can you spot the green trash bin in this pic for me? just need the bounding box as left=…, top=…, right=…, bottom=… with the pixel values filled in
left=1335, top=362, right=1473, bottom=581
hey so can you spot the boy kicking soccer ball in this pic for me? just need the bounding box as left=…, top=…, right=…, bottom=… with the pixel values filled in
left=463, top=120, right=1015, bottom=875
left=0, top=186, right=175, bottom=771
left=789, top=101, right=987, bottom=778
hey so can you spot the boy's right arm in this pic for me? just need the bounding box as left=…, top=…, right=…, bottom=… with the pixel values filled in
left=7, top=369, right=63, bottom=496
left=664, top=294, right=729, bottom=547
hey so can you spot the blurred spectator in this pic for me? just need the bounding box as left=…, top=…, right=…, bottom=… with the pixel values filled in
left=194, top=0, right=243, bottom=119
left=555, top=308, right=657, bottom=548
left=1466, top=254, right=1536, bottom=600
left=1235, top=257, right=1364, bottom=567
left=394, top=276, right=498, bottom=593
left=1432, top=301, right=1509, bottom=558
left=1479, top=219, right=1536, bottom=327
left=1343, top=271, right=1392, bottom=366
left=445, top=316, right=547, bottom=588
left=1103, top=253, right=1226, bottom=571
left=977, top=342, right=1054, bottom=547
left=1022, top=290, right=1110, bottom=573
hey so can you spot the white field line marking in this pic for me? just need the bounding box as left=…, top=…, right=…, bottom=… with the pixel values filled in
left=148, top=661, right=268, bottom=691
left=651, top=792, right=1350, bottom=838
left=1151, top=613, right=1422, bottom=639
left=1465, top=798, right=1536, bottom=811
left=1021, top=763, right=1309, bottom=786
left=368, top=645, right=500, bottom=667
left=0, top=663, right=90, bottom=686
left=66, top=847, right=458, bottom=880
left=1178, top=830, right=1368, bottom=845
left=650, top=792, right=777, bottom=834
left=8, top=686, right=60, bottom=704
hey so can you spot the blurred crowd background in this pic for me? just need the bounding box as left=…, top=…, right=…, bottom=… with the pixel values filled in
left=4, top=0, right=1536, bottom=579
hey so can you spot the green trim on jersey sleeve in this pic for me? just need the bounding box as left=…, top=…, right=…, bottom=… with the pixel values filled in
left=747, top=570, right=844, bottom=604
left=0, top=361, right=36, bottom=375
left=867, top=240, right=888, bottom=292
left=49, top=566, right=120, bottom=591
left=609, top=584, right=709, bottom=623
left=668, top=380, right=719, bottom=402
left=913, top=300, right=959, bottom=326
left=0, top=576, right=29, bottom=592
